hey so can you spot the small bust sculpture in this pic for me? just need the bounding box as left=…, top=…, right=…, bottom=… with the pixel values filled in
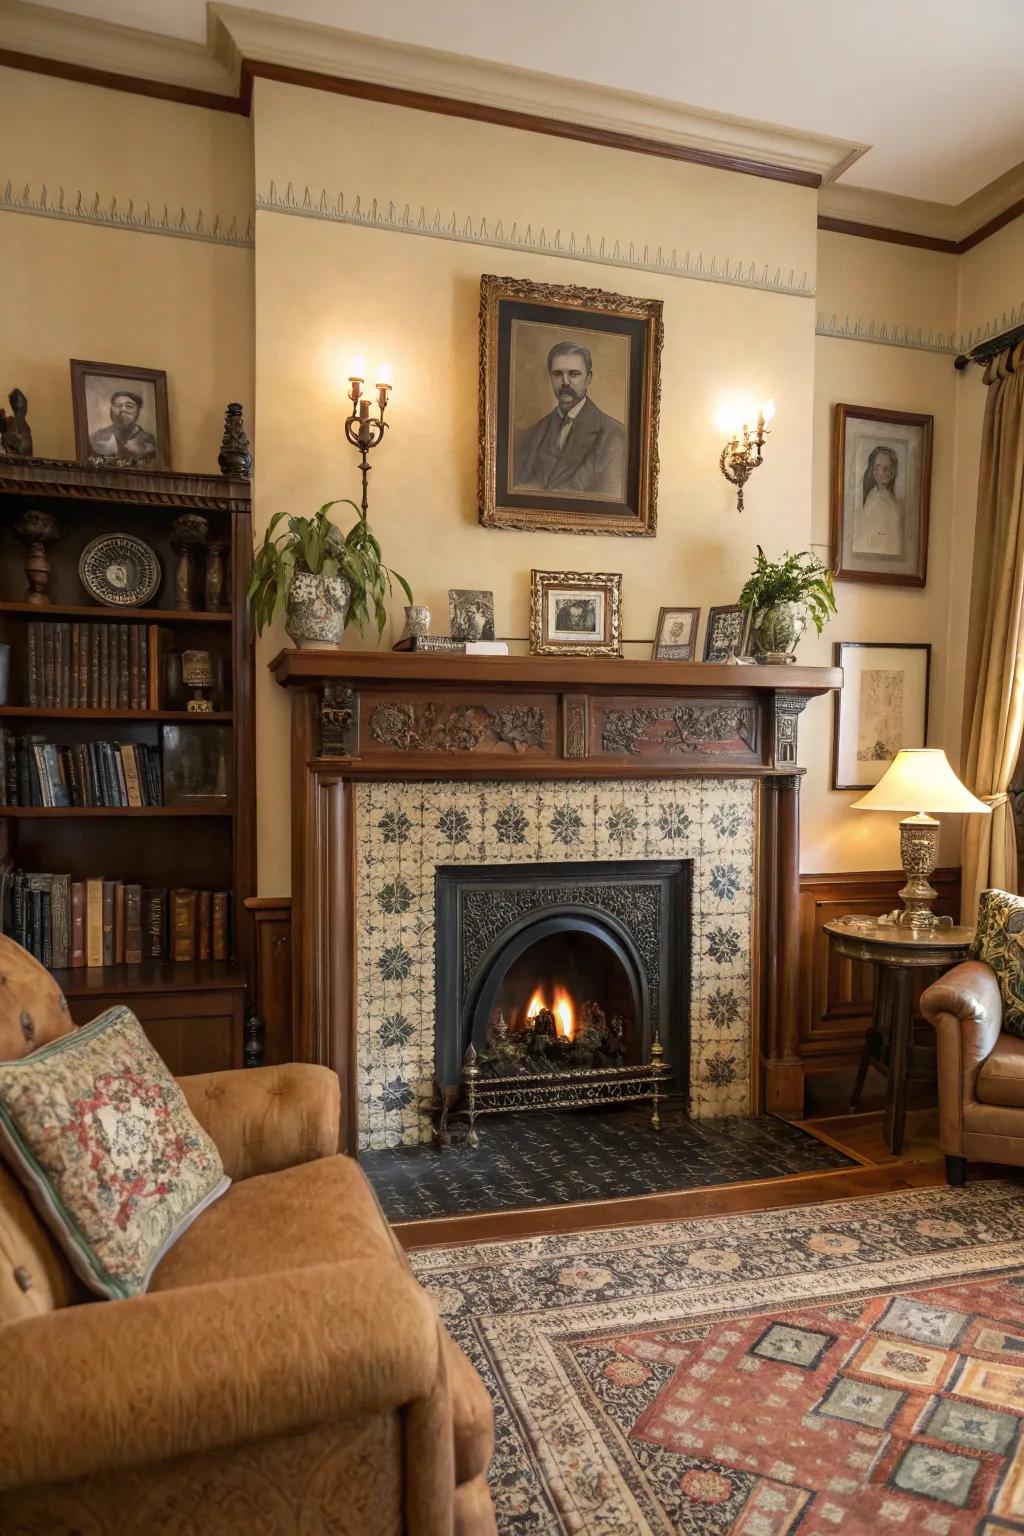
left=0, top=389, right=33, bottom=457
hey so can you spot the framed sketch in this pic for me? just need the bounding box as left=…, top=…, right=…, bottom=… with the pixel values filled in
left=831, top=404, right=932, bottom=587
left=530, top=570, right=622, bottom=657
left=479, top=274, right=662, bottom=536
left=653, top=606, right=700, bottom=661
left=449, top=588, right=495, bottom=641
left=703, top=604, right=750, bottom=662
left=71, top=359, right=171, bottom=469
left=832, top=642, right=931, bottom=791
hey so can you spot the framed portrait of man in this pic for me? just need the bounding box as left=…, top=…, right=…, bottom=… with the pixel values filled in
left=479, top=274, right=662, bottom=536
left=71, top=359, right=171, bottom=470
left=830, top=404, right=932, bottom=587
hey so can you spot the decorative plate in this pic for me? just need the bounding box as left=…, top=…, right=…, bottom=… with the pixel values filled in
left=79, top=534, right=162, bottom=608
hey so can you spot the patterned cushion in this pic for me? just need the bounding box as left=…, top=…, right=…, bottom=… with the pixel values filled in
left=0, top=1006, right=229, bottom=1298
left=970, top=888, right=1024, bottom=1037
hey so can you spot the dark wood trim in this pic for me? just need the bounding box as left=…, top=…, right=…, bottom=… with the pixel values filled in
left=239, top=59, right=822, bottom=188
left=958, top=195, right=1024, bottom=252
left=0, top=47, right=247, bottom=115
left=244, top=895, right=292, bottom=910
left=817, top=215, right=959, bottom=255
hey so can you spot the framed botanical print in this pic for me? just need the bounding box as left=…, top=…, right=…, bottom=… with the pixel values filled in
left=832, top=642, right=931, bottom=791
left=831, top=404, right=933, bottom=587
left=653, top=606, right=700, bottom=661
left=71, top=359, right=171, bottom=469
left=703, top=604, right=750, bottom=662
left=529, top=570, right=622, bottom=657
left=479, top=274, right=662, bottom=536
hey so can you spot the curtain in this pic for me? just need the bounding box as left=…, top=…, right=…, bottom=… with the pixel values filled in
left=962, top=339, right=1024, bottom=919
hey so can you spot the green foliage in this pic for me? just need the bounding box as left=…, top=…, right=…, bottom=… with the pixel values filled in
left=248, top=500, right=413, bottom=639
left=737, top=545, right=837, bottom=636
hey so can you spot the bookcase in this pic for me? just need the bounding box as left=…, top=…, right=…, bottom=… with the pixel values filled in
left=0, top=457, right=255, bottom=1074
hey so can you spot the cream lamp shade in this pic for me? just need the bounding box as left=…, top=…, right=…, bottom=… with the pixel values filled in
left=850, top=749, right=988, bottom=928
left=850, top=749, right=991, bottom=815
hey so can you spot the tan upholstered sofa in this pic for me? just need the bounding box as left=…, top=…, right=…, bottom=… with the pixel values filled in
left=0, top=937, right=496, bottom=1536
left=921, top=959, right=1024, bottom=1185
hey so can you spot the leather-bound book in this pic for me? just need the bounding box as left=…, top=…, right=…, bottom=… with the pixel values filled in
left=140, top=627, right=149, bottom=711
left=119, top=745, right=143, bottom=807
left=146, top=625, right=161, bottom=711
left=85, top=877, right=104, bottom=968
left=70, top=624, right=81, bottom=709
left=42, top=623, right=55, bottom=708
left=81, top=624, right=91, bottom=707
left=89, top=625, right=100, bottom=709
left=129, top=626, right=140, bottom=710
left=142, top=888, right=166, bottom=960
left=101, top=879, right=116, bottom=967
left=50, top=873, right=70, bottom=970
left=211, top=891, right=231, bottom=961
left=60, top=622, right=71, bottom=708
left=197, top=889, right=212, bottom=961
left=99, top=624, right=110, bottom=709
left=113, top=882, right=126, bottom=965
left=69, top=881, right=86, bottom=968
left=27, top=622, right=41, bottom=707
left=118, top=624, right=130, bottom=709
left=170, top=888, right=198, bottom=962
left=124, top=884, right=143, bottom=964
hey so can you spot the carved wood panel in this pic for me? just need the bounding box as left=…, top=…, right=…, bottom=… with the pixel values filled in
left=592, top=696, right=763, bottom=764
left=357, top=693, right=557, bottom=758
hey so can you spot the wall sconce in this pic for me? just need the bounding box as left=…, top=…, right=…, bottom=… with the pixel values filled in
left=719, top=399, right=774, bottom=513
left=345, top=357, right=393, bottom=514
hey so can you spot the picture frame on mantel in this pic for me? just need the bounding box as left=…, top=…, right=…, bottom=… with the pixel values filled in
left=71, top=359, right=171, bottom=470
left=529, top=569, right=623, bottom=657
left=832, top=640, right=931, bottom=791
left=831, top=403, right=933, bottom=588
left=478, top=273, right=663, bottom=537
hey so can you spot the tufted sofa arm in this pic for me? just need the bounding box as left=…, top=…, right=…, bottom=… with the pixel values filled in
left=920, top=960, right=1003, bottom=1153
left=0, top=1259, right=449, bottom=1505
left=178, top=1064, right=340, bottom=1181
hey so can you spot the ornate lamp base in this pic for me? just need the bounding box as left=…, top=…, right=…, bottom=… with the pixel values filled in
left=878, top=812, right=952, bottom=930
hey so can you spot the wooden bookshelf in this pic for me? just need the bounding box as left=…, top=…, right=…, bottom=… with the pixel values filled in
left=0, top=456, right=256, bottom=1074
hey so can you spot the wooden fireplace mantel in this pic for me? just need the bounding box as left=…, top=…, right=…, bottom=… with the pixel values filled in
left=273, top=648, right=843, bottom=1146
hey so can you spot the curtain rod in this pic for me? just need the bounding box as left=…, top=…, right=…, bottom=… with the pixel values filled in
left=955, top=320, right=1024, bottom=370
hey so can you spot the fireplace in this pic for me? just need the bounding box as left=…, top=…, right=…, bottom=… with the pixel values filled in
left=435, top=860, right=689, bottom=1140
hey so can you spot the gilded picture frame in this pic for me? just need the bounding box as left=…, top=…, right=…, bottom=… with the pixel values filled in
left=529, top=569, right=623, bottom=657
left=479, top=274, right=663, bottom=536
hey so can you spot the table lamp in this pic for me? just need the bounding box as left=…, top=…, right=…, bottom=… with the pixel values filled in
left=850, top=748, right=990, bottom=930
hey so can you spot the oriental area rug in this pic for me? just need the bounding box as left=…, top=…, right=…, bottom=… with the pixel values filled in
left=410, top=1182, right=1024, bottom=1534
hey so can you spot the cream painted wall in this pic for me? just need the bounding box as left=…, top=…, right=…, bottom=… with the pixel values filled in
left=0, top=67, right=253, bottom=470
left=252, top=79, right=819, bottom=894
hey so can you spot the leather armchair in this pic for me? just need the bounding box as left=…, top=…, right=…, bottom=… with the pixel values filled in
left=920, top=959, right=1024, bottom=1184
left=0, top=936, right=497, bottom=1536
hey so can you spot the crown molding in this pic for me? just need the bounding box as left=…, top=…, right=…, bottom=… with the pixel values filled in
left=819, top=161, right=1024, bottom=252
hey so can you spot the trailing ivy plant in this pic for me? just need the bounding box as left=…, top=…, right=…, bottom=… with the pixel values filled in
left=738, top=545, right=837, bottom=635
left=248, top=499, right=412, bottom=638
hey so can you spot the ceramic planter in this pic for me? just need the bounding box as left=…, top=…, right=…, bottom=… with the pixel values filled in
left=285, top=566, right=353, bottom=649
left=748, top=600, right=808, bottom=665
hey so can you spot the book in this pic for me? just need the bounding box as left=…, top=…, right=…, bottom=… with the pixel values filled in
left=140, top=626, right=149, bottom=710
left=70, top=623, right=81, bottom=708
left=69, top=880, right=86, bottom=968
left=197, top=889, right=212, bottom=961
left=60, top=621, right=71, bottom=708
left=464, top=640, right=509, bottom=655
left=170, top=888, right=197, bottom=962
left=212, top=891, right=230, bottom=961
left=31, top=740, right=51, bottom=808
left=50, top=873, right=70, bottom=968
left=142, top=888, right=166, bottom=960
left=27, top=622, right=41, bottom=707
left=85, top=877, right=104, bottom=968
left=100, top=624, right=110, bottom=710
left=101, top=879, right=116, bottom=966
left=42, top=622, right=55, bottom=708
left=118, top=623, right=130, bottom=709
left=89, top=625, right=100, bottom=709
left=129, top=625, right=140, bottom=711
left=124, top=884, right=143, bottom=964
left=392, top=635, right=466, bottom=653
left=42, top=743, right=70, bottom=807
left=120, top=744, right=143, bottom=807
left=114, top=882, right=126, bottom=965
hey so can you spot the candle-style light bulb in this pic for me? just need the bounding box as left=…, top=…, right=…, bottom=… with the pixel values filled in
left=761, top=398, right=776, bottom=423
left=348, top=356, right=366, bottom=382
left=376, top=362, right=394, bottom=389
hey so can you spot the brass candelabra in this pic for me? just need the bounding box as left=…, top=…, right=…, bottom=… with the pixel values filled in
left=719, top=400, right=774, bottom=513
left=344, top=359, right=392, bottom=514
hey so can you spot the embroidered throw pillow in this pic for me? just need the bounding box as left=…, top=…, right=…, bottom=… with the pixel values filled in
left=970, top=888, right=1024, bottom=1037
left=0, top=1005, right=229, bottom=1298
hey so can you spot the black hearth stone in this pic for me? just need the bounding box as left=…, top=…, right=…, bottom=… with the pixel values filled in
left=360, top=1107, right=852, bottom=1224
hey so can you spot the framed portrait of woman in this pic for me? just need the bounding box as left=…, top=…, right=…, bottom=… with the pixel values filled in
left=830, top=404, right=933, bottom=587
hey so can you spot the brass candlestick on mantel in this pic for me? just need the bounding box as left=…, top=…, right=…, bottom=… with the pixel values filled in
left=344, top=358, right=393, bottom=513
left=13, top=507, right=59, bottom=605
left=719, top=399, right=774, bottom=513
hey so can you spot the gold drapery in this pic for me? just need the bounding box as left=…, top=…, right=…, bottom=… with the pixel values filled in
left=962, top=339, right=1024, bottom=918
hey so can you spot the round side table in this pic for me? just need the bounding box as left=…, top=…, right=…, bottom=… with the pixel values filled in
left=823, top=916, right=974, bottom=1154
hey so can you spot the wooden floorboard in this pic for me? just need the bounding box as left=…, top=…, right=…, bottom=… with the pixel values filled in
left=395, top=1108, right=947, bottom=1250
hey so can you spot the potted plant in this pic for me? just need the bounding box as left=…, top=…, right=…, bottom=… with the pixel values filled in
left=248, top=499, right=412, bottom=648
left=738, top=546, right=837, bottom=665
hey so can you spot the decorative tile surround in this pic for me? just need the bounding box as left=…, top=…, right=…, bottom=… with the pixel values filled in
left=355, top=777, right=756, bottom=1149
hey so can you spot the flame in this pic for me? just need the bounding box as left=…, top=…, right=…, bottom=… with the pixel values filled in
left=525, top=983, right=575, bottom=1039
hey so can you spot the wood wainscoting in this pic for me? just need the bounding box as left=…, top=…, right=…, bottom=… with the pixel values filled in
left=244, top=896, right=293, bottom=1066
left=798, top=868, right=962, bottom=1083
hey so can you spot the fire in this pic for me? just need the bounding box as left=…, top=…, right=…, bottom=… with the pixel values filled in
left=525, top=983, right=575, bottom=1039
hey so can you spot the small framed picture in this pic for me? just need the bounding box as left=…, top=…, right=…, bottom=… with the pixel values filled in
left=831, top=404, right=932, bottom=587
left=653, top=606, right=700, bottom=661
left=529, top=569, right=622, bottom=657
left=449, top=588, right=495, bottom=641
left=703, top=604, right=750, bottom=662
left=832, top=641, right=931, bottom=791
left=161, top=724, right=233, bottom=806
left=71, top=359, right=171, bottom=469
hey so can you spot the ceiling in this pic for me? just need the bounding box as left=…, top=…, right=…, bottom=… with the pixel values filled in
left=25, top=0, right=1024, bottom=204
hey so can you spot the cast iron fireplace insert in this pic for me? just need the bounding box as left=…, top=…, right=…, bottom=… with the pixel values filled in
left=434, top=859, right=690, bottom=1144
